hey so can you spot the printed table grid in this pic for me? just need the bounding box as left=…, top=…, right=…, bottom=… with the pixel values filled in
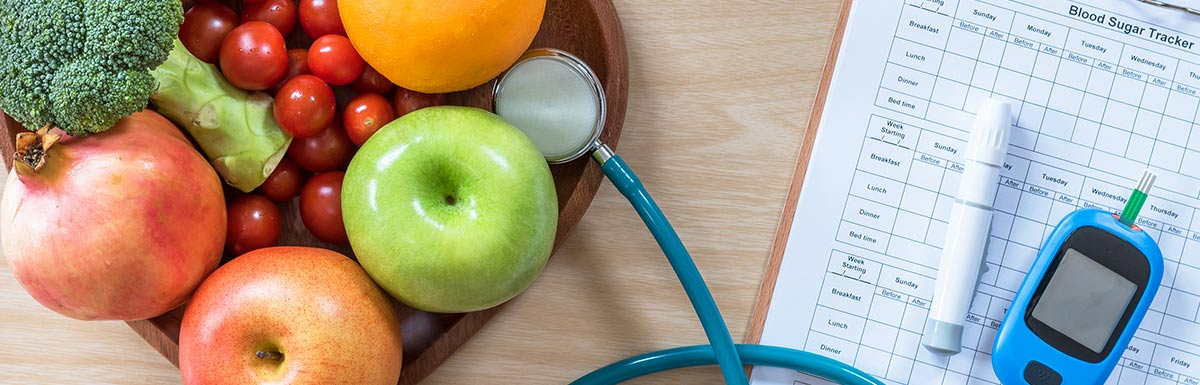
left=852, top=114, right=1200, bottom=301
left=880, top=2, right=1200, bottom=199
left=820, top=109, right=1200, bottom=384
left=758, top=1, right=1200, bottom=385
left=803, top=250, right=1007, bottom=384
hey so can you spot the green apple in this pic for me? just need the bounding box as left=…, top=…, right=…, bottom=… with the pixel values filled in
left=178, top=246, right=403, bottom=385
left=342, top=106, right=558, bottom=313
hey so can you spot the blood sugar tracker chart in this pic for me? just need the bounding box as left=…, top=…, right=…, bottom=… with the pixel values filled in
left=753, top=1, right=1200, bottom=384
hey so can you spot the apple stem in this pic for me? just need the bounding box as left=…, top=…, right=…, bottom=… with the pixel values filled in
left=256, top=350, right=284, bottom=362
left=445, top=195, right=456, bottom=205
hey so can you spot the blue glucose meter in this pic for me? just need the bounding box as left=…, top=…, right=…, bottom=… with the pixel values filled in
left=992, top=208, right=1163, bottom=385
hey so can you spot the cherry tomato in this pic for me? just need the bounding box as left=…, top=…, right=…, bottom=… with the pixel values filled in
left=352, top=64, right=395, bottom=94
left=308, top=35, right=363, bottom=86
left=274, top=74, right=335, bottom=138
left=258, top=157, right=305, bottom=202
left=299, top=171, right=348, bottom=244
left=299, top=0, right=345, bottom=37
left=241, top=0, right=297, bottom=36
left=179, top=4, right=238, bottom=63
left=283, top=49, right=311, bottom=80
left=226, top=194, right=281, bottom=256
left=393, top=88, right=446, bottom=118
left=344, top=93, right=396, bottom=146
left=287, top=122, right=356, bottom=172
left=220, top=21, right=288, bottom=91
left=268, top=48, right=311, bottom=94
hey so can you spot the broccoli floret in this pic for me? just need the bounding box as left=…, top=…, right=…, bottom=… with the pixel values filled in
left=0, top=0, right=183, bottom=136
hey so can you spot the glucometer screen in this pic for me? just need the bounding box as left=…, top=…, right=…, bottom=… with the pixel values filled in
left=1030, top=248, right=1137, bottom=353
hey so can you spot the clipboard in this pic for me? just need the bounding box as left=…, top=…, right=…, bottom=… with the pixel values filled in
left=745, top=1, right=1200, bottom=383
left=744, top=0, right=1200, bottom=348
left=745, top=0, right=855, bottom=347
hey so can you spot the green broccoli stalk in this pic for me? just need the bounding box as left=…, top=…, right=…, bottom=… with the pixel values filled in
left=150, top=39, right=292, bottom=192
left=0, top=0, right=183, bottom=136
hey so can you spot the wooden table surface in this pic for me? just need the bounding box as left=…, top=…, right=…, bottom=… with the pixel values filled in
left=0, top=1, right=841, bottom=383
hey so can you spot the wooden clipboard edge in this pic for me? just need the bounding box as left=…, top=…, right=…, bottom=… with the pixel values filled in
left=744, top=0, right=855, bottom=347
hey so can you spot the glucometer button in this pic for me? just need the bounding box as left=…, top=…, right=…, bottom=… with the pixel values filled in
left=1022, top=360, right=1063, bottom=385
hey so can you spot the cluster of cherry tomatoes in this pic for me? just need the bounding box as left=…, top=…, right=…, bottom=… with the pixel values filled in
left=178, top=0, right=445, bottom=256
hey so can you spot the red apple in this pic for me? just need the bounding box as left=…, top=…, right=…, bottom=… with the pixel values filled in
left=179, top=247, right=402, bottom=385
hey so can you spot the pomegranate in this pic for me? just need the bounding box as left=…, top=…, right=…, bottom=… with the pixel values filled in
left=1, top=110, right=226, bottom=320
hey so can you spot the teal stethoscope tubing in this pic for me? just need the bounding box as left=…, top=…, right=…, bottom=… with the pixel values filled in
left=583, top=152, right=884, bottom=385
left=573, top=344, right=884, bottom=385
left=493, top=47, right=882, bottom=385
left=596, top=153, right=747, bottom=385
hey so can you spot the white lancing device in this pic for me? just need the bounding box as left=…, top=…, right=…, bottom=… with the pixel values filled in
left=922, top=98, right=1012, bottom=355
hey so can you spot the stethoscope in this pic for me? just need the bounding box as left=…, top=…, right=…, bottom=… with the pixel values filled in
left=492, top=48, right=885, bottom=385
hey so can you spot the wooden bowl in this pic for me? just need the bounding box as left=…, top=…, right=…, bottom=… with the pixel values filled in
left=0, top=0, right=627, bottom=383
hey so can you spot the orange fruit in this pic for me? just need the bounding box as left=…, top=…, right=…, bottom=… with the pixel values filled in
left=339, top=0, right=547, bottom=94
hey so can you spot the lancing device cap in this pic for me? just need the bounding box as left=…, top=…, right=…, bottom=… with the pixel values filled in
left=922, top=253, right=993, bottom=354
left=964, top=99, right=1012, bottom=166
left=923, top=319, right=966, bottom=355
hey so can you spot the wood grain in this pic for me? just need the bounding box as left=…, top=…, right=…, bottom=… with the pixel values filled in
left=745, top=0, right=854, bottom=348
left=0, top=1, right=837, bottom=383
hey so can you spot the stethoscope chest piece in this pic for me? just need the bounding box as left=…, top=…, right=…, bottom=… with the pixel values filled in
left=493, top=48, right=607, bottom=164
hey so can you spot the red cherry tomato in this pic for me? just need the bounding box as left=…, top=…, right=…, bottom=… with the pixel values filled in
left=307, top=35, right=363, bottom=86
left=287, top=122, right=356, bottom=172
left=273, top=74, right=335, bottom=138
left=241, top=0, right=297, bottom=36
left=283, top=49, right=311, bottom=80
left=219, top=21, right=288, bottom=91
left=179, top=4, right=238, bottom=63
left=258, top=157, right=305, bottom=202
left=268, top=48, right=311, bottom=94
left=299, top=171, right=348, bottom=244
left=344, top=93, right=396, bottom=146
left=226, top=194, right=282, bottom=256
left=352, top=64, right=395, bottom=94
left=393, top=88, right=446, bottom=118
left=299, top=0, right=345, bottom=37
